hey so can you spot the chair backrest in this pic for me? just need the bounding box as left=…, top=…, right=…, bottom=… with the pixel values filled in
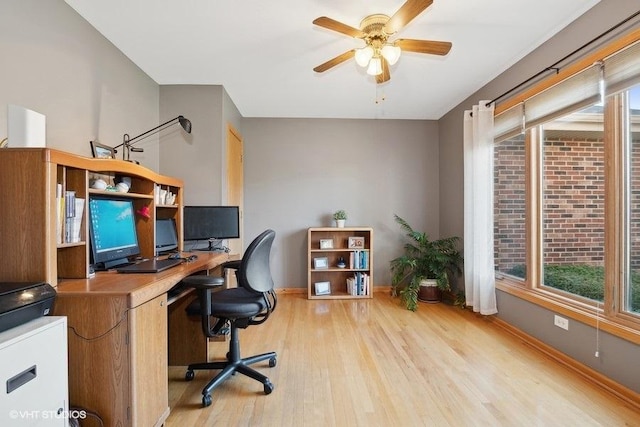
left=238, top=229, right=275, bottom=294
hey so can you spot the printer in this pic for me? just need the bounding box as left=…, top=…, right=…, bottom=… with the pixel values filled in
left=0, top=282, right=57, bottom=333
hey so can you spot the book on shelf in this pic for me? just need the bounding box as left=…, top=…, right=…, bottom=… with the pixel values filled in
left=348, top=250, right=369, bottom=269
left=56, top=184, right=63, bottom=244
left=346, top=272, right=369, bottom=296
left=56, top=186, right=84, bottom=244
left=67, top=198, right=84, bottom=243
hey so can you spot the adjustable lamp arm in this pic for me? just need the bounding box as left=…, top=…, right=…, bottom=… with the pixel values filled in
left=114, top=115, right=192, bottom=161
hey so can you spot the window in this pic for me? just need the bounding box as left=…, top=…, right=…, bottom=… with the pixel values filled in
left=494, top=136, right=527, bottom=281
left=540, top=104, right=605, bottom=302
left=491, top=33, right=640, bottom=340
left=625, top=84, right=640, bottom=314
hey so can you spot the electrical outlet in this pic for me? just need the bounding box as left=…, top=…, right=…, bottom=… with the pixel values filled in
left=554, top=314, right=569, bottom=330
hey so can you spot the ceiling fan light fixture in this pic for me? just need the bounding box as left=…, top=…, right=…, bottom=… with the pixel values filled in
left=381, top=44, right=401, bottom=65
left=366, top=57, right=382, bottom=76
left=354, top=46, right=374, bottom=67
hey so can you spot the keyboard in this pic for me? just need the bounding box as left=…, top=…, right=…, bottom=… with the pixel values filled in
left=116, top=258, right=183, bottom=274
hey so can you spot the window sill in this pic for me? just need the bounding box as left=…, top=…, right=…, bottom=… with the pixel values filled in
left=496, top=278, right=640, bottom=345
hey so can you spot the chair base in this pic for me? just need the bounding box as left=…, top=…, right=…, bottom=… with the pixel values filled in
left=185, top=324, right=277, bottom=407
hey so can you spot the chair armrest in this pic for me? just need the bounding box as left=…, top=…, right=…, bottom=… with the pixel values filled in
left=221, top=260, right=241, bottom=271
left=181, top=275, right=225, bottom=290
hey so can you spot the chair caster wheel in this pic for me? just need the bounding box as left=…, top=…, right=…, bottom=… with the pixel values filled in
left=185, top=370, right=195, bottom=381
left=269, top=356, right=277, bottom=367
left=202, top=394, right=212, bottom=407
left=263, top=380, right=274, bottom=395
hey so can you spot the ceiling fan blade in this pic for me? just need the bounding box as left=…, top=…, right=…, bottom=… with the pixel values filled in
left=376, top=58, right=391, bottom=84
left=313, top=50, right=355, bottom=73
left=383, top=0, right=433, bottom=34
left=396, top=39, right=452, bottom=55
left=313, top=17, right=365, bottom=38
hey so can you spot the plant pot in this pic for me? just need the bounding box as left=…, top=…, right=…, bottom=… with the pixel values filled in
left=418, top=279, right=441, bottom=303
left=336, top=219, right=345, bottom=228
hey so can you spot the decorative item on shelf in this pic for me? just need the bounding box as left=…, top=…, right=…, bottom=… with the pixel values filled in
left=348, top=236, right=365, bottom=249
left=115, top=175, right=132, bottom=190
left=336, top=257, right=346, bottom=268
left=333, top=210, right=347, bottom=228
left=89, top=178, right=108, bottom=190
left=114, top=115, right=192, bottom=162
left=390, top=214, right=463, bottom=311
left=314, top=281, right=331, bottom=296
left=90, top=140, right=116, bottom=159
left=115, top=182, right=129, bottom=193
left=313, top=257, right=329, bottom=269
left=319, top=239, right=334, bottom=249
left=8, top=105, right=46, bottom=147
left=136, top=205, right=151, bottom=219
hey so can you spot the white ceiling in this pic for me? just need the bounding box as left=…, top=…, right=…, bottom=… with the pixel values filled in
left=64, top=0, right=599, bottom=120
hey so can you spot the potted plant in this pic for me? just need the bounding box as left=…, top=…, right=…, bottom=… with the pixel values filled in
left=390, top=214, right=462, bottom=311
left=333, top=210, right=347, bottom=228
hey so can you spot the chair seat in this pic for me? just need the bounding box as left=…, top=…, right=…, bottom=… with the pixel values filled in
left=186, top=287, right=266, bottom=318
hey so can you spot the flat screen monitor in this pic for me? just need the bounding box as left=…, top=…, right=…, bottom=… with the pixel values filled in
left=88, top=196, right=141, bottom=270
left=155, top=218, right=178, bottom=255
left=183, top=206, right=240, bottom=241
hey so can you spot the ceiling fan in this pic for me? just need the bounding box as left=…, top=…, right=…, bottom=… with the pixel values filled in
left=312, top=0, right=452, bottom=84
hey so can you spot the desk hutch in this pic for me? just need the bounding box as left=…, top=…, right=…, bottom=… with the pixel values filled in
left=0, top=148, right=232, bottom=426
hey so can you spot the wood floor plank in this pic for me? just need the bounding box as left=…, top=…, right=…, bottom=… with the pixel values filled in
left=166, top=293, right=640, bottom=426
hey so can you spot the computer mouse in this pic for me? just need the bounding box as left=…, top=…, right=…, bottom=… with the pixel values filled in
left=168, top=253, right=181, bottom=260
left=187, top=254, right=198, bottom=261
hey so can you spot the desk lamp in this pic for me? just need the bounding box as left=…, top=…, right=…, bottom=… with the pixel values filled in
left=114, top=115, right=192, bottom=161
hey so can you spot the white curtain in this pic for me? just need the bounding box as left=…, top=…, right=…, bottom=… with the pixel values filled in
left=463, top=101, right=498, bottom=315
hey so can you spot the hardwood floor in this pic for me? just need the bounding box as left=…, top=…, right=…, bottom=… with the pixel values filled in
left=166, top=292, right=640, bottom=426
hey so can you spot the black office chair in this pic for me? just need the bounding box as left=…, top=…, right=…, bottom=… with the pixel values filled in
left=184, top=229, right=278, bottom=407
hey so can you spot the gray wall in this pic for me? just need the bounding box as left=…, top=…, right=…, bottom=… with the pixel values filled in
left=158, top=88, right=440, bottom=288
left=159, top=85, right=243, bottom=205
left=159, top=85, right=224, bottom=205
left=438, top=0, right=640, bottom=393
left=243, top=118, right=439, bottom=288
left=0, top=0, right=159, bottom=166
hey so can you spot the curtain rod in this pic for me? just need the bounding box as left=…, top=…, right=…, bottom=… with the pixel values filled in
left=486, top=9, right=640, bottom=107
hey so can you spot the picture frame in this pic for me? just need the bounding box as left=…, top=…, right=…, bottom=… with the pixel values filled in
left=313, top=257, right=329, bottom=269
left=348, top=236, right=365, bottom=249
left=90, top=140, right=115, bottom=159
left=319, top=239, right=334, bottom=249
left=314, top=281, right=331, bottom=295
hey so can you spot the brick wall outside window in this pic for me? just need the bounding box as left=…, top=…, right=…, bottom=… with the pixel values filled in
left=495, top=135, right=640, bottom=275
left=542, top=137, right=605, bottom=266
left=494, top=136, right=615, bottom=273
left=494, top=137, right=526, bottom=273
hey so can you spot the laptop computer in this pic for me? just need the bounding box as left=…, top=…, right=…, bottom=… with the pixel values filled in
left=116, top=258, right=183, bottom=274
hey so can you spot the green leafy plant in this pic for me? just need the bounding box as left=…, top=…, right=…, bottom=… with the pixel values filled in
left=505, top=263, right=640, bottom=311
left=333, top=210, right=347, bottom=220
left=390, top=214, right=463, bottom=311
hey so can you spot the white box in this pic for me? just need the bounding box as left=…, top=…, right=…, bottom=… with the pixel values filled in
left=8, top=104, right=46, bottom=147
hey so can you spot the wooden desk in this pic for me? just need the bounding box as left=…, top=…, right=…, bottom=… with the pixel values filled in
left=53, top=252, right=234, bottom=427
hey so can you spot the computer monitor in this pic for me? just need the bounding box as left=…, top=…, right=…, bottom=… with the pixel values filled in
left=155, top=218, right=178, bottom=255
left=88, top=196, right=141, bottom=270
left=183, top=206, right=240, bottom=242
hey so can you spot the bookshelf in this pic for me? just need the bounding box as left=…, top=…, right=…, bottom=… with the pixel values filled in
left=307, top=227, right=373, bottom=299
left=0, top=148, right=183, bottom=287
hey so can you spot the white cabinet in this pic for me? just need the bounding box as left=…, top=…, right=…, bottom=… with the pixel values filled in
left=0, top=317, right=68, bottom=426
